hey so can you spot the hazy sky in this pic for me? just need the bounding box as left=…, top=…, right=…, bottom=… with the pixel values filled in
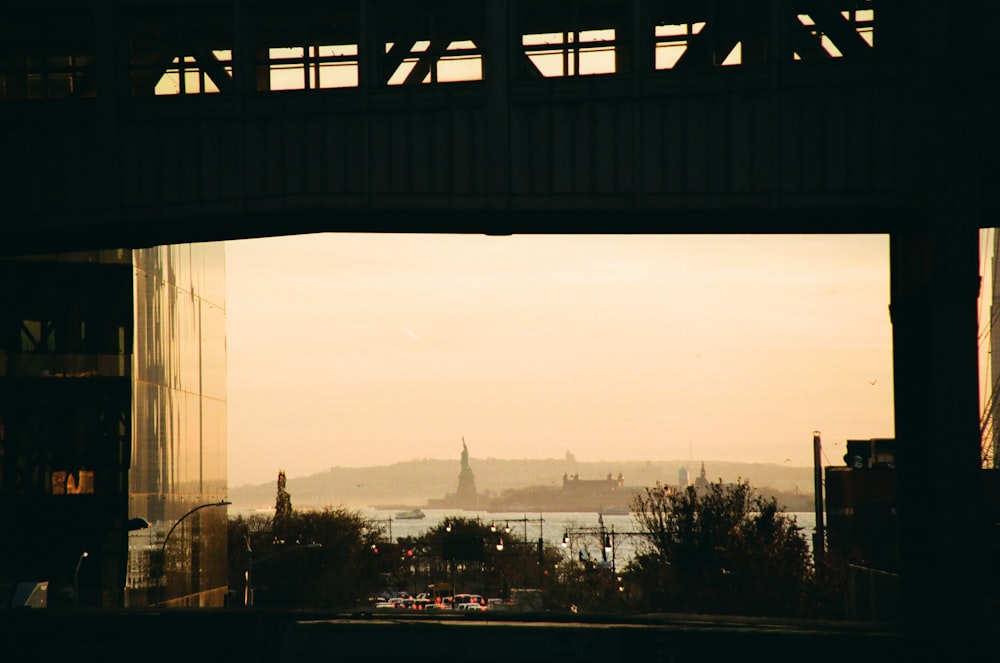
left=224, top=233, right=902, bottom=487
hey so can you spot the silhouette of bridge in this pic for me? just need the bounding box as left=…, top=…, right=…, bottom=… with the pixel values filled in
left=5, top=0, right=977, bottom=250
left=1, top=0, right=997, bottom=656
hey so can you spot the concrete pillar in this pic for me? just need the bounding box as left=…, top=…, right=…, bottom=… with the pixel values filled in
left=889, top=226, right=985, bottom=641
left=485, top=0, right=511, bottom=227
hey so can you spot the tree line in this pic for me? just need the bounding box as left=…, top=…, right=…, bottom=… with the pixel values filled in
left=227, top=470, right=847, bottom=617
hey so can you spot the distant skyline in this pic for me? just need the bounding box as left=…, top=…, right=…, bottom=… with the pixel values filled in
left=224, top=233, right=904, bottom=487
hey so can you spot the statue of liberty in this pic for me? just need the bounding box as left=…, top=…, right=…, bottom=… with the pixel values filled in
left=456, top=437, right=478, bottom=507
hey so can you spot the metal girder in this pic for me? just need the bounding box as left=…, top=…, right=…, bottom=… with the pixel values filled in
left=0, top=0, right=889, bottom=101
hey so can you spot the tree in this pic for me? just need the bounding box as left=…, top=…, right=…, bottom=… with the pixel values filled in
left=546, top=556, right=625, bottom=614
left=274, top=470, right=292, bottom=524
left=228, top=506, right=388, bottom=610
left=395, top=516, right=490, bottom=599
left=394, top=516, right=560, bottom=603
left=627, top=478, right=814, bottom=617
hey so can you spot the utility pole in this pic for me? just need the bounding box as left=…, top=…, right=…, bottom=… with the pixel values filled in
left=812, top=431, right=826, bottom=571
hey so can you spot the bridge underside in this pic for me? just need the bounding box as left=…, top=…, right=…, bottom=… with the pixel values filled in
left=1, top=0, right=998, bottom=644
left=1, top=1, right=995, bottom=252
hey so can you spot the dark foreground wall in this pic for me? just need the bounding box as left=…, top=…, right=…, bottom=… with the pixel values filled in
left=0, top=610, right=982, bottom=663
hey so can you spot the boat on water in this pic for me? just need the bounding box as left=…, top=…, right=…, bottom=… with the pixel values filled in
left=395, top=509, right=426, bottom=520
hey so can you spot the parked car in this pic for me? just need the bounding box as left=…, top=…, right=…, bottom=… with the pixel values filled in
left=457, top=602, right=487, bottom=611
left=453, top=593, right=484, bottom=604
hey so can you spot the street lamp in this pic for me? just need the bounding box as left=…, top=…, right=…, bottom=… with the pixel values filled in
left=562, top=524, right=641, bottom=574
left=499, top=514, right=544, bottom=541
left=73, top=551, right=88, bottom=607
left=161, top=500, right=231, bottom=559
left=159, top=500, right=231, bottom=604
left=372, top=517, right=393, bottom=543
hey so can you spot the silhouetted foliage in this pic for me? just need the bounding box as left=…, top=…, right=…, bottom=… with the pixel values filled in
left=546, top=557, right=626, bottom=614
left=394, top=516, right=561, bottom=602
left=274, top=470, right=293, bottom=524
left=627, top=478, right=814, bottom=617
left=228, top=507, right=386, bottom=609
left=393, top=516, right=487, bottom=599
left=541, top=523, right=633, bottom=613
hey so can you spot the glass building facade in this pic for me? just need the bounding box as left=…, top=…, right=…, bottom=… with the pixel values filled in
left=0, top=244, right=228, bottom=608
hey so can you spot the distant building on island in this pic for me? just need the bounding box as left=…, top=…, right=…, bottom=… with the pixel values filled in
left=426, top=437, right=479, bottom=509
left=561, top=471, right=624, bottom=494
left=425, top=450, right=722, bottom=514
left=486, top=470, right=635, bottom=513
left=693, top=462, right=711, bottom=494
left=675, top=462, right=711, bottom=494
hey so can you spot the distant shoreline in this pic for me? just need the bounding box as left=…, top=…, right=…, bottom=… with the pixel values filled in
left=228, top=458, right=817, bottom=515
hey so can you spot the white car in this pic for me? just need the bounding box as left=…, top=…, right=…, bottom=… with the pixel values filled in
left=457, top=602, right=487, bottom=611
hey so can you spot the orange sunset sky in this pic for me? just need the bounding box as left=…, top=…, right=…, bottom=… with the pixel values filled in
left=215, top=232, right=983, bottom=488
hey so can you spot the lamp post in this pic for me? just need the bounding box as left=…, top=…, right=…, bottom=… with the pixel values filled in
left=74, top=551, right=88, bottom=607
left=490, top=514, right=544, bottom=542
left=561, top=525, right=641, bottom=574
left=159, top=500, right=230, bottom=605
left=69, top=518, right=149, bottom=608
left=372, top=517, right=393, bottom=543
